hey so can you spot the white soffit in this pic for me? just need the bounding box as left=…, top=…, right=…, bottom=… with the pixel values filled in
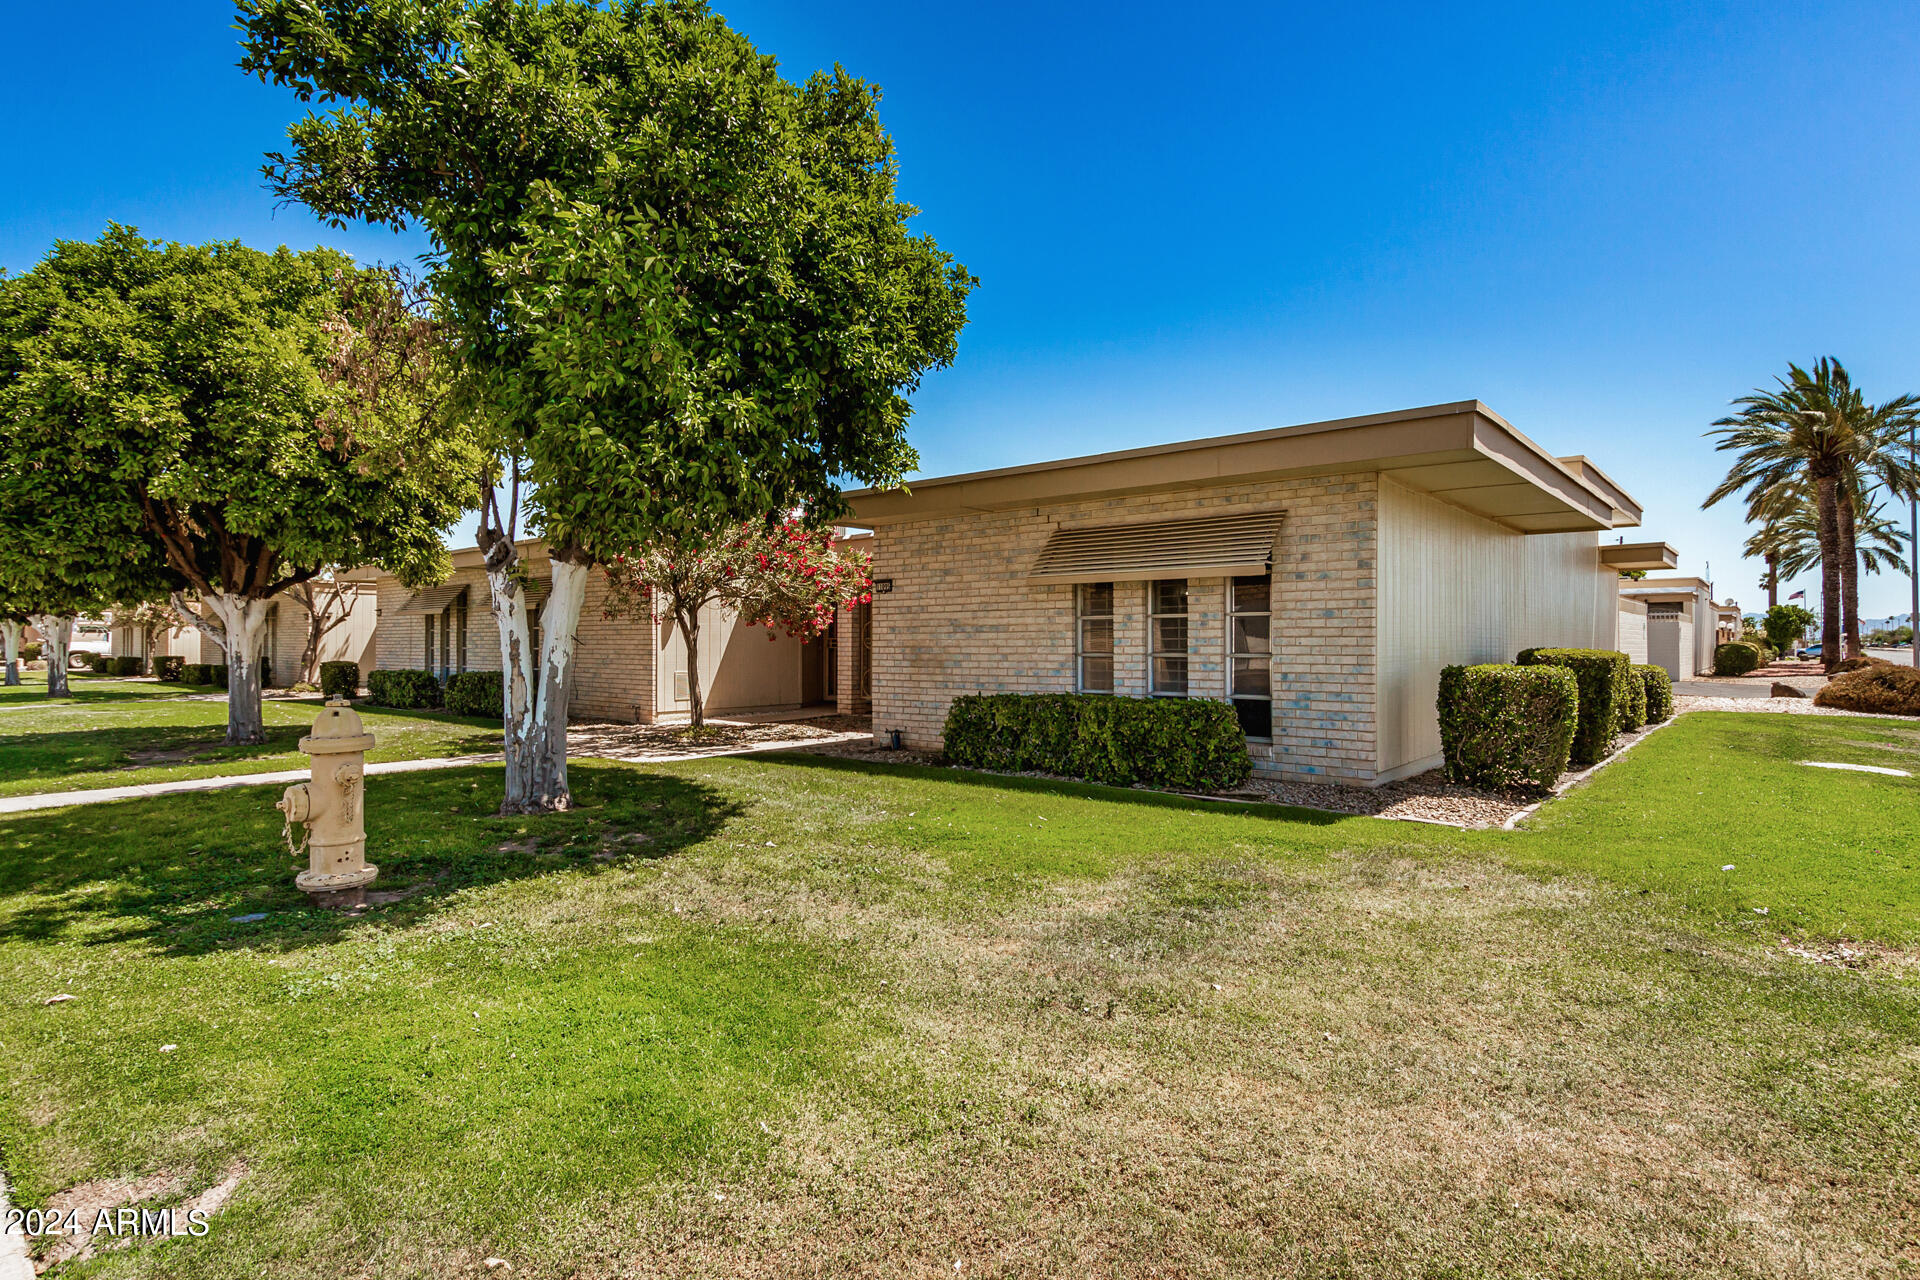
left=1028, top=510, right=1285, bottom=584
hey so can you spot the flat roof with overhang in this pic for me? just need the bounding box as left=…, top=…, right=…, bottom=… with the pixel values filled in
left=846, top=401, right=1641, bottom=534
left=1599, top=541, right=1681, bottom=572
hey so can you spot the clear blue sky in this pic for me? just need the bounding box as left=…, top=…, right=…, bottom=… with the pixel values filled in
left=6, top=1, right=1919, bottom=618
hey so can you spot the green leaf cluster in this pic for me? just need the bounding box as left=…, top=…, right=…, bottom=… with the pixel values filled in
left=239, top=0, right=973, bottom=556
left=1514, top=647, right=1632, bottom=767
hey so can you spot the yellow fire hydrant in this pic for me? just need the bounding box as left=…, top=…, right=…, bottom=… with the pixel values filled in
left=277, top=698, right=379, bottom=896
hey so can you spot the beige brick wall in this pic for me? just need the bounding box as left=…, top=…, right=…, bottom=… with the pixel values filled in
left=868, top=474, right=1381, bottom=784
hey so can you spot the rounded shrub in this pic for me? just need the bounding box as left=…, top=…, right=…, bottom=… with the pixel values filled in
left=1713, top=642, right=1762, bottom=676
left=109, top=655, right=144, bottom=677
left=151, top=655, right=184, bottom=682
left=1633, top=664, right=1674, bottom=724
left=444, top=670, right=503, bottom=719
left=943, top=692, right=1251, bottom=792
left=180, top=663, right=212, bottom=685
left=1813, top=664, right=1920, bottom=717
left=1437, top=663, right=1578, bottom=795
left=318, top=661, right=361, bottom=699
left=366, top=668, right=441, bottom=709
left=1619, top=664, right=1648, bottom=732
left=19, top=644, right=41, bottom=663
left=86, top=651, right=110, bottom=673
left=210, top=663, right=230, bottom=688
left=1831, top=655, right=1891, bottom=675
left=1515, top=647, right=1632, bottom=766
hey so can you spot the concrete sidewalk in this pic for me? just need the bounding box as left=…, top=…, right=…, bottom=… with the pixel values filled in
left=0, top=1169, right=30, bottom=1280
left=0, top=730, right=870, bottom=816
left=0, top=754, right=501, bottom=815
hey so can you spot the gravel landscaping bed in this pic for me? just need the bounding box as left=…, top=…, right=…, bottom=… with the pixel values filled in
left=1674, top=694, right=1900, bottom=717
left=1239, top=772, right=1528, bottom=827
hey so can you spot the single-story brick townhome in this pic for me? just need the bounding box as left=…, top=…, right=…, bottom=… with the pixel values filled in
left=368, top=539, right=872, bottom=723
left=845, top=400, right=1675, bottom=787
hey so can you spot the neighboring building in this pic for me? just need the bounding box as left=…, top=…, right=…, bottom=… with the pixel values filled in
left=368, top=540, right=867, bottom=723
left=1617, top=576, right=1740, bottom=679
left=109, top=580, right=379, bottom=685
left=846, top=401, right=1659, bottom=787
left=1617, top=597, right=1649, bottom=665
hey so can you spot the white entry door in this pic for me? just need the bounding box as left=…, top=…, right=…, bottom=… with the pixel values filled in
left=1648, top=604, right=1682, bottom=679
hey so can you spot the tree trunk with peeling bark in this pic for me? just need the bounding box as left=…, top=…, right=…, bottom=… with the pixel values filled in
left=479, top=527, right=540, bottom=814
left=176, top=591, right=271, bottom=744
left=524, top=555, right=588, bottom=811
left=28, top=615, right=73, bottom=697
left=2, top=620, right=19, bottom=686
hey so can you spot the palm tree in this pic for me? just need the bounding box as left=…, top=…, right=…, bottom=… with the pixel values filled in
left=1705, top=359, right=1920, bottom=672
left=1748, top=480, right=1910, bottom=585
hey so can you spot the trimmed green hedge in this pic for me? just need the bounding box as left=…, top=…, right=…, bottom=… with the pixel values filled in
left=943, top=693, right=1251, bottom=791
left=367, top=668, right=441, bottom=709
left=1437, top=663, right=1578, bottom=794
left=181, top=663, right=212, bottom=686
left=444, top=670, right=503, bottom=719
left=85, top=652, right=109, bottom=673
left=210, top=663, right=230, bottom=689
left=1713, top=642, right=1763, bottom=676
left=152, top=655, right=184, bottom=682
left=1619, top=664, right=1648, bottom=732
left=1634, top=664, right=1674, bottom=724
left=19, top=644, right=40, bottom=663
left=108, top=655, right=143, bottom=677
left=319, top=661, right=361, bottom=699
left=1516, top=647, right=1631, bottom=767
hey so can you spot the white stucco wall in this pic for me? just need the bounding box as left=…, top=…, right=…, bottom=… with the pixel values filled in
left=1374, top=478, right=1617, bottom=781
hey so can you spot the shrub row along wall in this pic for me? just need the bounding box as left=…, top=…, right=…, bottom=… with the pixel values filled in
left=1436, top=664, right=1578, bottom=795
left=943, top=692, right=1251, bottom=792
left=1635, top=664, right=1673, bottom=724
left=1516, top=648, right=1631, bottom=766
left=319, top=661, right=361, bottom=699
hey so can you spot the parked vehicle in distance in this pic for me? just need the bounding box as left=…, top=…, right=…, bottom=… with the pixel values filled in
left=67, top=618, right=112, bottom=668
left=1796, top=643, right=1823, bottom=659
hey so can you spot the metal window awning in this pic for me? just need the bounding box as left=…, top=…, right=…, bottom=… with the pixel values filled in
left=1028, top=510, right=1285, bottom=584
left=392, top=583, right=469, bottom=616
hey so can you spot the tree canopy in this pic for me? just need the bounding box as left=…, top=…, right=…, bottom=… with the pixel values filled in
left=240, top=0, right=972, bottom=806
left=0, top=226, right=483, bottom=732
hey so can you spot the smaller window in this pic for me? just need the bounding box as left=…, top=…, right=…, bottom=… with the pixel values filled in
left=1076, top=582, right=1114, bottom=693
left=1150, top=579, right=1188, bottom=696
left=423, top=615, right=436, bottom=674
left=1230, top=575, right=1272, bottom=739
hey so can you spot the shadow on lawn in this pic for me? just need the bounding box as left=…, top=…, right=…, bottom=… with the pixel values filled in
left=755, top=749, right=1357, bottom=826
left=0, top=763, right=742, bottom=956
left=0, top=721, right=312, bottom=782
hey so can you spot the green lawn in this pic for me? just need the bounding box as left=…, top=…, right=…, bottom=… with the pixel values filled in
left=0, top=695, right=500, bottom=797
left=0, top=713, right=1914, bottom=1277
left=0, top=671, right=202, bottom=706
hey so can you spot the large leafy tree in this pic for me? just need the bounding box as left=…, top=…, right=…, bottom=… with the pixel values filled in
left=602, top=518, right=871, bottom=727
left=0, top=227, right=482, bottom=740
left=240, top=0, right=974, bottom=811
left=1705, top=359, right=1919, bottom=672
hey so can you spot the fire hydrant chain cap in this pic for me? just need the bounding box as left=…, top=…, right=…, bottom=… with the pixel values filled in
left=300, top=698, right=376, bottom=755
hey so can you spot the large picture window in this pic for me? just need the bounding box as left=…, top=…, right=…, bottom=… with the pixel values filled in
left=1076, top=582, right=1114, bottom=693
left=1230, top=575, right=1272, bottom=738
left=1150, top=579, right=1189, bottom=696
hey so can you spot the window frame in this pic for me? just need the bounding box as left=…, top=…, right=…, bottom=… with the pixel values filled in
left=1149, top=578, right=1189, bottom=697
left=1075, top=582, right=1115, bottom=694
left=1229, top=574, right=1273, bottom=740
